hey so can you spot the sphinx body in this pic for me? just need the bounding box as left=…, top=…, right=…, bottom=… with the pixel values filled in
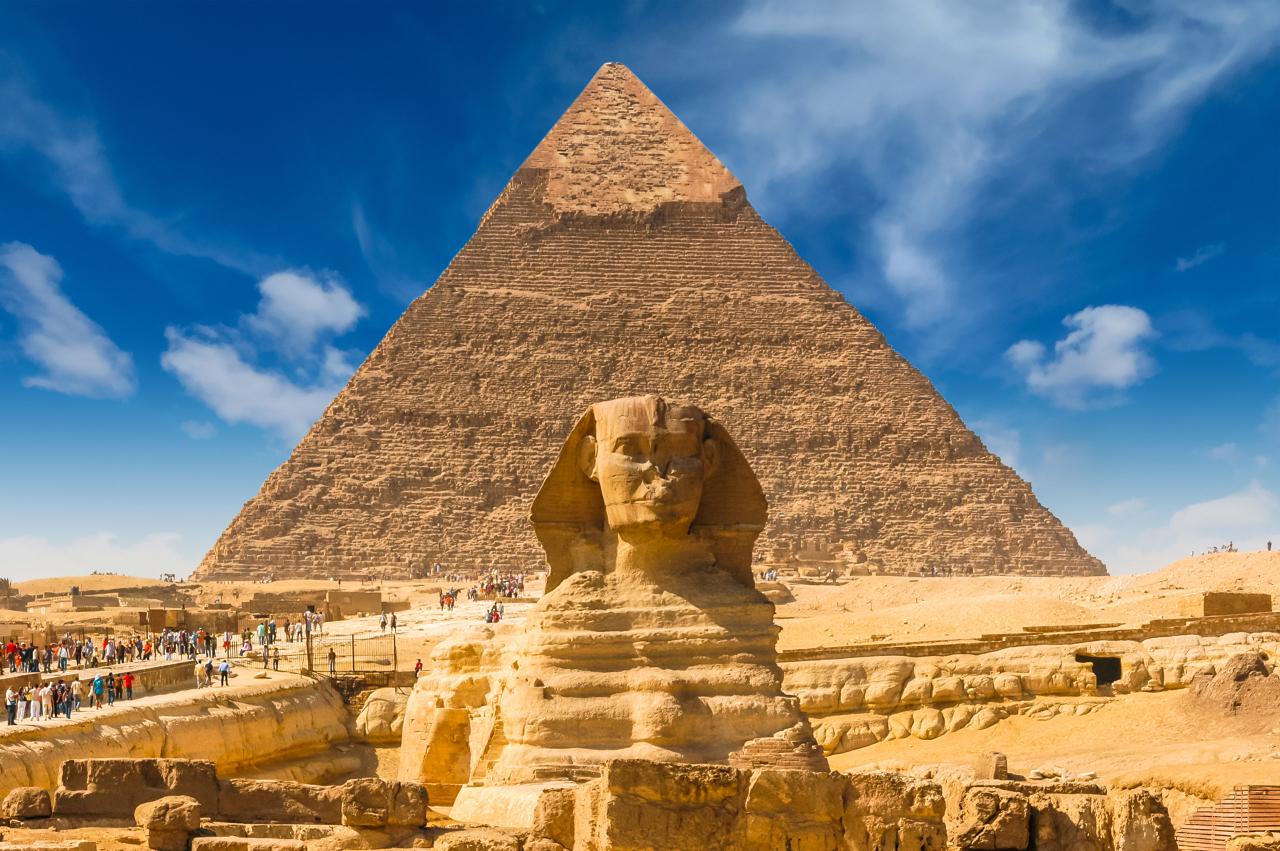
left=400, top=396, right=824, bottom=795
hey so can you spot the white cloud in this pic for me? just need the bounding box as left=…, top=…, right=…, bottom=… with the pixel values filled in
left=180, top=419, right=217, bottom=440
left=161, top=269, right=363, bottom=439
left=162, top=330, right=342, bottom=440
left=1208, top=442, right=1242, bottom=462
left=1087, top=481, right=1280, bottom=572
left=0, top=73, right=265, bottom=274
left=1175, top=243, right=1224, bottom=272
left=1107, top=498, right=1146, bottom=518
left=707, top=2, right=1280, bottom=332
left=244, top=271, right=365, bottom=358
left=1006, top=305, right=1156, bottom=408
left=0, top=532, right=188, bottom=581
left=0, top=242, right=135, bottom=398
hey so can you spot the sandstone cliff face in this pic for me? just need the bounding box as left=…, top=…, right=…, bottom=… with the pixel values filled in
left=194, top=63, right=1104, bottom=582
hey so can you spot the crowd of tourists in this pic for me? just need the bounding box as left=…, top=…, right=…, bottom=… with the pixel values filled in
left=5, top=670, right=136, bottom=725
left=462, top=571, right=524, bottom=602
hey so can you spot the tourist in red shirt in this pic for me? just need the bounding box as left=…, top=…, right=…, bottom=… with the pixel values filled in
left=122, top=673, right=134, bottom=700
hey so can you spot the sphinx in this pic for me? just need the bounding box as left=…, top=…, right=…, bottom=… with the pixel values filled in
left=399, top=395, right=824, bottom=797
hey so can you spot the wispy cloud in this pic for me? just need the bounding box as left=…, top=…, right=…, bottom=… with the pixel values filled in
left=1161, top=310, right=1280, bottom=371
left=353, top=203, right=426, bottom=303
left=1175, top=243, right=1224, bottom=272
left=0, top=70, right=268, bottom=275
left=1208, top=442, right=1241, bottom=462
left=1107, top=498, right=1146, bottom=518
left=0, top=242, right=135, bottom=398
left=695, top=2, right=1280, bottom=336
left=180, top=419, right=217, bottom=440
left=1006, top=305, right=1156, bottom=409
left=161, top=269, right=363, bottom=439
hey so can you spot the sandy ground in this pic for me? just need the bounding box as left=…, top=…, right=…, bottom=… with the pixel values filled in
left=13, top=551, right=1280, bottom=812
left=777, top=550, right=1280, bottom=649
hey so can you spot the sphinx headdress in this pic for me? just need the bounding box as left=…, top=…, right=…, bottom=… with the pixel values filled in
left=530, top=396, right=767, bottom=592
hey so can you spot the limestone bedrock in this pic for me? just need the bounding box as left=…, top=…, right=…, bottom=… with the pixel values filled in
left=401, top=395, right=826, bottom=791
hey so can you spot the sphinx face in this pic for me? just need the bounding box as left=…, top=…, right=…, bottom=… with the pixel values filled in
left=584, top=396, right=719, bottom=535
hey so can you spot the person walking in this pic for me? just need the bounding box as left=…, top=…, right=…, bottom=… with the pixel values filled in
left=91, top=675, right=103, bottom=710
left=327, top=648, right=337, bottom=675
left=218, top=659, right=230, bottom=687
left=204, top=658, right=214, bottom=687
left=390, top=613, right=397, bottom=634
left=5, top=687, right=15, bottom=725
left=105, top=673, right=116, bottom=706
left=71, top=678, right=83, bottom=711
left=123, top=672, right=134, bottom=700
left=379, top=613, right=387, bottom=634
left=414, top=659, right=423, bottom=678
left=272, top=646, right=280, bottom=671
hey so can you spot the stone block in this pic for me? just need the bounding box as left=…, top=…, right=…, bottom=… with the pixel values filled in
left=1029, top=793, right=1112, bottom=851
left=846, top=772, right=946, bottom=851
left=432, top=828, right=523, bottom=851
left=217, top=778, right=341, bottom=824
left=577, top=760, right=748, bottom=850
left=976, top=752, right=1009, bottom=781
left=390, top=780, right=429, bottom=827
left=341, top=777, right=390, bottom=827
left=136, top=795, right=203, bottom=831
left=954, top=787, right=1029, bottom=850
left=1109, top=790, right=1175, bottom=851
left=743, top=768, right=847, bottom=850
left=191, top=840, right=307, bottom=851
left=339, top=777, right=427, bottom=828
left=55, top=758, right=219, bottom=815
left=1, top=785, right=52, bottom=819
left=451, top=781, right=576, bottom=845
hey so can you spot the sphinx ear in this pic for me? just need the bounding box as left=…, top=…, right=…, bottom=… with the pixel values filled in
left=702, top=436, right=721, bottom=479
left=578, top=434, right=599, bottom=482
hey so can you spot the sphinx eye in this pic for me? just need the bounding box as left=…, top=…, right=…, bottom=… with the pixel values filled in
left=614, top=437, right=644, bottom=457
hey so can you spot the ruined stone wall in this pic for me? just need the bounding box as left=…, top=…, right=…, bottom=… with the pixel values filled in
left=784, top=632, right=1280, bottom=756
left=194, top=64, right=1103, bottom=583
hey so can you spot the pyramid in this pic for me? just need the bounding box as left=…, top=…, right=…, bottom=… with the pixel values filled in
left=193, top=64, right=1105, bottom=581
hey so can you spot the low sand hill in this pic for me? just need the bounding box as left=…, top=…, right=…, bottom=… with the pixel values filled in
left=776, top=550, right=1280, bottom=650
left=14, top=574, right=170, bottom=596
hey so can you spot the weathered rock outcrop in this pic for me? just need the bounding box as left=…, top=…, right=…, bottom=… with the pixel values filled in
left=193, top=62, right=1103, bottom=583
left=0, top=678, right=352, bottom=796
left=784, top=632, right=1280, bottom=755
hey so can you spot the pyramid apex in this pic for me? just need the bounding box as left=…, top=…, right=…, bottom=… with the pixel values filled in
left=519, top=64, right=741, bottom=215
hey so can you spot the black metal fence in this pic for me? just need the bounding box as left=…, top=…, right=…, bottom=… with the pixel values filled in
left=260, top=634, right=398, bottom=677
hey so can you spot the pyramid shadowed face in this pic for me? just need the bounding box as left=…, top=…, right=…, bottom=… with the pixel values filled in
left=581, top=396, right=720, bottom=536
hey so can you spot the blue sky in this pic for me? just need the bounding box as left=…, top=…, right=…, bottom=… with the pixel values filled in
left=1, top=1, right=1278, bottom=579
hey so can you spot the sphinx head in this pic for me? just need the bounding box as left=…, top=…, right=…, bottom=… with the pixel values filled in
left=578, top=396, right=720, bottom=537
left=532, top=395, right=767, bottom=591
